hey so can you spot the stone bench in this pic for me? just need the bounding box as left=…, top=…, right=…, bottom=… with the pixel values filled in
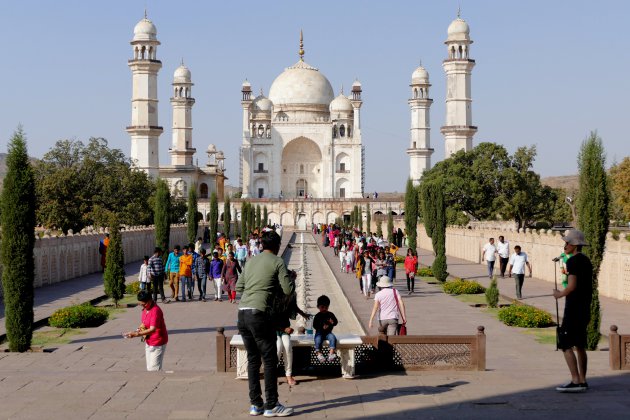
left=230, top=333, right=365, bottom=379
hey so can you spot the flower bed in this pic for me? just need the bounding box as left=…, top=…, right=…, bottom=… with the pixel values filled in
left=443, top=279, right=485, bottom=295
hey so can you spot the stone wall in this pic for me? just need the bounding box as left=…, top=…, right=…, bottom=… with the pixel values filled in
left=416, top=225, right=630, bottom=302
left=0, top=224, right=204, bottom=298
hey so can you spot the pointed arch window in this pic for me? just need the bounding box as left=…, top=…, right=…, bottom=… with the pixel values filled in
left=339, top=124, right=345, bottom=137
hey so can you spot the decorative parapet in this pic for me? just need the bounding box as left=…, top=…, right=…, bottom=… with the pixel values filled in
left=26, top=223, right=205, bottom=292
left=417, top=224, right=630, bottom=302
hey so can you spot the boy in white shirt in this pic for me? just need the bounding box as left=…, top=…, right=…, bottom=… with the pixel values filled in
left=482, top=238, right=497, bottom=278
left=139, top=255, right=150, bottom=292
left=497, top=236, right=510, bottom=278
left=508, top=245, right=532, bottom=299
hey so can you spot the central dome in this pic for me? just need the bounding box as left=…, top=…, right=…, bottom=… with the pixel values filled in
left=269, top=60, right=334, bottom=106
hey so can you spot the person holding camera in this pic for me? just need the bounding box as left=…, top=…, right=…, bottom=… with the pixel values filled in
left=124, top=291, right=168, bottom=371
left=236, top=231, right=295, bottom=417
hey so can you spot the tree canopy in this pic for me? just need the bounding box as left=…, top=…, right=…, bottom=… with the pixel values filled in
left=421, top=142, right=558, bottom=228
left=609, top=156, right=630, bottom=223
left=34, top=138, right=155, bottom=232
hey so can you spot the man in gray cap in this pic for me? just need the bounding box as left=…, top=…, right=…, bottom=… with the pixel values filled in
left=553, top=229, right=592, bottom=393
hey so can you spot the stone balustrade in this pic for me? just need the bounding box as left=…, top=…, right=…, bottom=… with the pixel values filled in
left=416, top=225, right=630, bottom=302
left=0, top=224, right=205, bottom=297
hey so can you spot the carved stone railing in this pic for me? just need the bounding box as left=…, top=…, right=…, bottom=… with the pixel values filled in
left=216, top=326, right=485, bottom=374
left=609, top=325, right=630, bottom=370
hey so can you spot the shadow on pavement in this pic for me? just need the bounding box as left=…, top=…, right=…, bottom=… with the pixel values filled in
left=293, top=381, right=469, bottom=414
left=70, top=326, right=237, bottom=343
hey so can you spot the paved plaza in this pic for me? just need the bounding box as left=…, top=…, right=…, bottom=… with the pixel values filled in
left=0, top=231, right=629, bottom=419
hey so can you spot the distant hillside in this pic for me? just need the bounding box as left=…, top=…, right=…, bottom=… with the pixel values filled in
left=0, top=153, right=39, bottom=191
left=541, top=175, right=579, bottom=192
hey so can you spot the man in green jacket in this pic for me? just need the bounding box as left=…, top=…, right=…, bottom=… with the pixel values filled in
left=236, top=231, right=295, bottom=417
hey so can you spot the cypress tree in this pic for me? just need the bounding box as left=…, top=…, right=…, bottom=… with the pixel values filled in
left=248, top=203, right=255, bottom=233
left=422, top=182, right=448, bottom=282
left=358, top=205, right=363, bottom=232
left=263, top=205, right=268, bottom=227
left=187, top=183, right=198, bottom=244
left=387, top=208, right=394, bottom=242
left=208, top=192, right=218, bottom=247
left=255, top=205, right=261, bottom=230
left=0, top=127, right=36, bottom=352
left=376, top=217, right=383, bottom=238
left=154, top=178, right=171, bottom=249
left=103, top=215, right=126, bottom=307
left=404, top=179, right=418, bottom=251
left=366, top=203, right=371, bottom=234
left=223, top=196, right=231, bottom=240
left=576, top=131, right=609, bottom=350
left=240, top=201, right=248, bottom=240
left=353, top=205, right=359, bottom=228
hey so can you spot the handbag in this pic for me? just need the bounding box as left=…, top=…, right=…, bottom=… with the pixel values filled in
left=393, top=289, right=407, bottom=335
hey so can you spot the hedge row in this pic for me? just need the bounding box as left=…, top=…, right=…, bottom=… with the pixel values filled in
left=49, top=304, right=109, bottom=328
left=443, top=279, right=485, bottom=295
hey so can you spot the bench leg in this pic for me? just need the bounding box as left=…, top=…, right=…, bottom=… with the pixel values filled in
left=236, top=348, right=248, bottom=379
left=339, top=348, right=355, bottom=379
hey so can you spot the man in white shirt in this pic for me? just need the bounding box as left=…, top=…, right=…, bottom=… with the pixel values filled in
left=482, top=238, right=497, bottom=278
left=508, top=245, right=532, bottom=299
left=496, top=236, right=510, bottom=278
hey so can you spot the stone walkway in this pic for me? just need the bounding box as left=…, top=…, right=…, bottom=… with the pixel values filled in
left=414, top=247, right=630, bottom=335
left=0, top=231, right=629, bottom=419
left=0, top=262, right=142, bottom=339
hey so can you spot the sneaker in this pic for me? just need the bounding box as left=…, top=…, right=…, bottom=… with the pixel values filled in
left=327, top=353, right=337, bottom=362
left=316, top=353, right=326, bottom=363
left=263, top=404, right=294, bottom=417
left=556, top=381, right=587, bottom=393
left=580, top=382, right=589, bottom=390
left=249, top=405, right=264, bottom=416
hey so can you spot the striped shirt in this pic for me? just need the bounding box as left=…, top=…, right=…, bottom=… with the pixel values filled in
left=148, top=254, right=164, bottom=278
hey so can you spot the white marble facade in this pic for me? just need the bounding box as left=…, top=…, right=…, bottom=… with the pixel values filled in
left=240, top=34, right=364, bottom=199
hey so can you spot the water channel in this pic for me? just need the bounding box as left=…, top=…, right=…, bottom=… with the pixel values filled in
left=282, top=231, right=364, bottom=335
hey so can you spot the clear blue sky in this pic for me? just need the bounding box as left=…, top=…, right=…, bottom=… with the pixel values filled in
left=0, top=1, right=627, bottom=192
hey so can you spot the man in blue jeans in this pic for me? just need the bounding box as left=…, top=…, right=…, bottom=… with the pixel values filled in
left=236, top=231, right=295, bottom=417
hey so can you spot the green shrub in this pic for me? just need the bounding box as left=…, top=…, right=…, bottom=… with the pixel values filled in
left=485, top=277, right=500, bottom=308
left=126, top=281, right=141, bottom=295
left=443, top=279, right=485, bottom=295
left=417, top=266, right=433, bottom=277
left=49, top=304, right=109, bottom=328
left=394, top=255, right=405, bottom=264
left=498, top=304, right=554, bottom=328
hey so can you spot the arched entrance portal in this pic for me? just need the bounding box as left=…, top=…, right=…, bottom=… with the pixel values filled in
left=282, top=137, right=322, bottom=198
left=296, top=179, right=307, bottom=197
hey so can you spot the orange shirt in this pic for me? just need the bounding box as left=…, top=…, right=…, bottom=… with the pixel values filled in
left=178, top=254, right=193, bottom=277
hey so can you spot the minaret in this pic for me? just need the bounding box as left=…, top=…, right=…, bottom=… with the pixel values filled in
left=440, top=12, right=477, bottom=157
left=127, top=13, right=163, bottom=178
left=240, top=79, right=253, bottom=198
left=350, top=79, right=365, bottom=197
left=169, top=62, right=195, bottom=166
left=407, top=64, right=434, bottom=185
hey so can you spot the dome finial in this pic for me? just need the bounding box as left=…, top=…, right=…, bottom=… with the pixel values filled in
left=260, top=87, right=264, bottom=96
left=340, top=84, right=344, bottom=95
left=144, top=7, right=148, bottom=19
left=457, top=5, right=461, bottom=18
left=299, top=29, right=305, bottom=61
left=181, top=57, right=184, bottom=66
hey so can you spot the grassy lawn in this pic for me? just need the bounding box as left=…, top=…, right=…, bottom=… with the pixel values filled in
left=31, top=327, right=86, bottom=347
left=455, top=294, right=486, bottom=304
left=96, top=294, right=139, bottom=318
left=521, top=327, right=557, bottom=345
